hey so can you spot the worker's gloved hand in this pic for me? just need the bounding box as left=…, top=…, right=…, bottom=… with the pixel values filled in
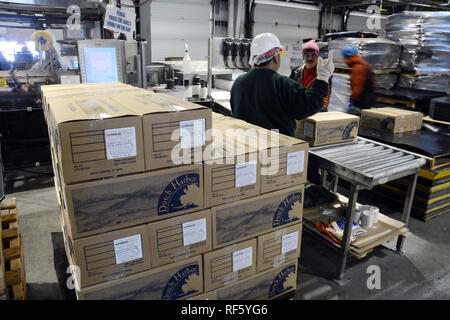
left=316, top=52, right=335, bottom=82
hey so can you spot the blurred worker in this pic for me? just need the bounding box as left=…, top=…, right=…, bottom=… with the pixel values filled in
left=342, top=45, right=376, bottom=115
left=231, top=33, right=334, bottom=137
left=289, top=40, right=332, bottom=112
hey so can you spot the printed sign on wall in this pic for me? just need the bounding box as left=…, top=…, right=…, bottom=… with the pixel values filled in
left=104, top=5, right=136, bottom=39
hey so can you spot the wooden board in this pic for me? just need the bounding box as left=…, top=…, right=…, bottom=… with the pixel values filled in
left=423, top=116, right=450, bottom=129
left=0, top=219, right=5, bottom=298
left=376, top=97, right=417, bottom=109
left=0, top=198, right=26, bottom=300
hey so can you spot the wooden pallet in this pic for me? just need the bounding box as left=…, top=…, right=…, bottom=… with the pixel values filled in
left=1, top=198, right=26, bottom=300
left=376, top=97, right=417, bottom=109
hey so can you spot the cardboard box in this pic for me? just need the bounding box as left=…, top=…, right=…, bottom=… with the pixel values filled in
left=257, top=223, right=302, bottom=272
left=203, top=259, right=298, bottom=300
left=47, top=95, right=145, bottom=184
left=215, top=116, right=309, bottom=194
left=41, top=83, right=136, bottom=124
left=203, top=238, right=257, bottom=292
left=61, top=217, right=151, bottom=289
left=60, top=163, right=204, bottom=239
left=76, top=255, right=203, bottom=300
left=203, top=118, right=260, bottom=207
left=360, top=107, right=423, bottom=133
left=110, top=91, right=212, bottom=171
left=148, top=209, right=212, bottom=268
left=212, top=185, right=304, bottom=249
left=297, top=112, right=360, bottom=146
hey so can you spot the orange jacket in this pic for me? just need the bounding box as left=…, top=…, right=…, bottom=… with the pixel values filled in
left=344, top=55, right=375, bottom=102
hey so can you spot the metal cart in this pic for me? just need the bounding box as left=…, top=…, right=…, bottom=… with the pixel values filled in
left=306, top=137, right=426, bottom=285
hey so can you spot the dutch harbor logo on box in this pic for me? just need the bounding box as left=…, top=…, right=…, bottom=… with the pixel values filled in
left=268, top=264, right=296, bottom=298
left=342, top=121, right=359, bottom=140
left=158, top=173, right=201, bottom=216
left=272, top=192, right=302, bottom=227
left=161, top=264, right=200, bottom=300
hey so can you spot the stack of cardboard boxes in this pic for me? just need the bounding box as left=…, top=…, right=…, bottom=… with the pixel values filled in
left=41, top=83, right=309, bottom=300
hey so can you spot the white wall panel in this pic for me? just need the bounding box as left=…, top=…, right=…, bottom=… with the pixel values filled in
left=151, top=0, right=211, bottom=61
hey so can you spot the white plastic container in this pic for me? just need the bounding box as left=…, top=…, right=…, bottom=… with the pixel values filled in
left=183, top=43, right=193, bottom=75
left=353, top=209, right=362, bottom=223
left=361, top=210, right=374, bottom=228
left=370, top=206, right=379, bottom=224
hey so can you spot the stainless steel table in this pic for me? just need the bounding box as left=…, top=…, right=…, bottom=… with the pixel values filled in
left=307, top=137, right=426, bottom=285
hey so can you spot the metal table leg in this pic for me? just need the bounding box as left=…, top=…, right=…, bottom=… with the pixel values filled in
left=333, top=183, right=359, bottom=286
left=396, top=173, right=418, bottom=254
left=320, top=169, right=328, bottom=188
left=332, top=175, right=339, bottom=193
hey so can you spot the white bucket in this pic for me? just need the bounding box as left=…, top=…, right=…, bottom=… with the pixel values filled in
left=361, top=210, right=374, bottom=228
left=370, top=206, right=379, bottom=224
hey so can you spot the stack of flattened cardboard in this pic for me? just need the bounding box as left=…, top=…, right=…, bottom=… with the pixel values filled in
left=303, top=193, right=411, bottom=258
left=43, top=84, right=309, bottom=300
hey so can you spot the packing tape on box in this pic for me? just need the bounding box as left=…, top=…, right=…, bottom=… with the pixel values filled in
left=104, top=270, right=127, bottom=282
left=142, top=95, right=186, bottom=112
left=272, top=254, right=286, bottom=268
left=173, top=247, right=191, bottom=262
left=223, top=271, right=239, bottom=286
left=75, top=99, right=113, bottom=120
left=274, top=227, right=288, bottom=238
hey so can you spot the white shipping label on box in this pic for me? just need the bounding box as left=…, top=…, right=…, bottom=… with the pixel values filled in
left=180, top=119, right=206, bottom=149
left=105, top=127, right=137, bottom=160
left=303, top=122, right=314, bottom=138
left=235, top=161, right=257, bottom=188
left=232, top=247, right=253, bottom=272
left=182, top=218, right=207, bottom=246
left=286, top=151, right=305, bottom=175
left=281, top=231, right=299, bottom=254
left=113, top=234, right=143, bottom=264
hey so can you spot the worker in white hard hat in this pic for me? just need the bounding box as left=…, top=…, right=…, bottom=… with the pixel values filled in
left=231, top=33, right=334, bottom=137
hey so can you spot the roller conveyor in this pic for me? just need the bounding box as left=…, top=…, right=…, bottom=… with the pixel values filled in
left=309, top=138, right=426, bottom=188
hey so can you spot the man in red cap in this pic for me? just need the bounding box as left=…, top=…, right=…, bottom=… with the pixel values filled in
left=289, top=40, right=332, bottom=112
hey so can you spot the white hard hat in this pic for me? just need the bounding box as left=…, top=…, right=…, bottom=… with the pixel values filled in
left=250, top=33, right=285, bottom=66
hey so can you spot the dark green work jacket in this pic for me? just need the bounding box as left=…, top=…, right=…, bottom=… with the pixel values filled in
left=230, top=69, right=328, bottom=137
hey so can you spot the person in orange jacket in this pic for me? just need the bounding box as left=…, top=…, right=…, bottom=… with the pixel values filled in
left=290, top=40, right=332, bottom=112
left=342, top=46, right=376, bottom=115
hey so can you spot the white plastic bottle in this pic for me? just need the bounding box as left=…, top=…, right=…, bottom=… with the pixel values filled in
left=183, top=43, right=193, bottom=75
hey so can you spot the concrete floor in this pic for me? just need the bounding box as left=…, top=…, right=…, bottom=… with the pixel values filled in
left=5, top=174, right=450, bottom=300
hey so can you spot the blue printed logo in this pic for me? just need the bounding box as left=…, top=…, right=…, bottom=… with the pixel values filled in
left=158, top=173, right=200, bottom=216
left=272, top=192, right=302, bottom=227
left=380, top=118, right=395, bottom=130
left=342, top=121, right=359, bottom=139
left=268, top=264, right=296, bottom=298
left=161, top=264, right=200, bottom=300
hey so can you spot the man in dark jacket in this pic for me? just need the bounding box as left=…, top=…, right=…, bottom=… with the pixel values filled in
left=231, top=33, right=334, bottom=137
